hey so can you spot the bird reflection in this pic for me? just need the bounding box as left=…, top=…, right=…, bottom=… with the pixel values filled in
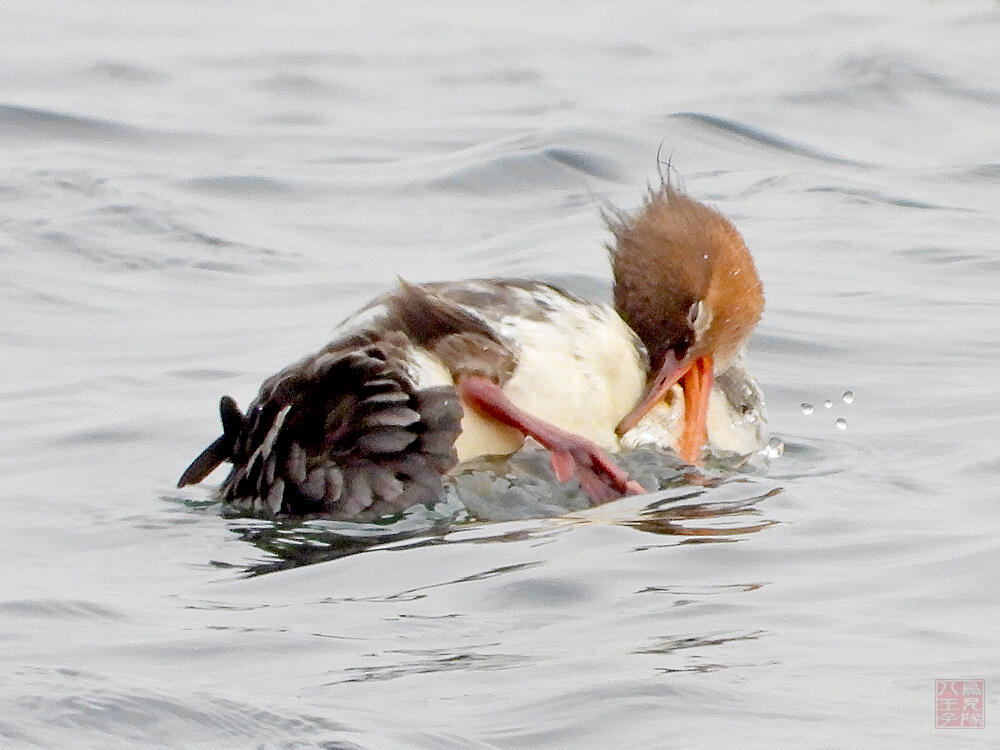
left=215, top=447, right=780, bottom=575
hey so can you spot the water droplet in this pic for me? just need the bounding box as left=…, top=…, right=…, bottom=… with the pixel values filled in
left=842, top=390, right=854, bottom=404
left=835, top=418, right=847, bottom=430
left=800, top=403, right=814, bottom=415
left=824, top=400, right=833, bottom=409
left=763, top=436, right=784, bottom=459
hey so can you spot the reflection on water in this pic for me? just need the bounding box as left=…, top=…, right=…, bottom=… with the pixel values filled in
left=645, top=629, right=773, bottom=675
left=621, top=483, right=781, bottom=539
left=215, top=445, right=783, bottom=575
left=329, top=648, right=533, bottom=685
left=222, top=499, right=464, bottom=576
left=636, top=629, right=767, bottom=654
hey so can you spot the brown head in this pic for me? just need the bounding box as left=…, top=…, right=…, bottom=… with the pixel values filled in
left=607, top=186, right=764, bottom=462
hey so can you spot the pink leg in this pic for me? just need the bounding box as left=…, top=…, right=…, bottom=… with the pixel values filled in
left=457, top=376, right=645, bottom=503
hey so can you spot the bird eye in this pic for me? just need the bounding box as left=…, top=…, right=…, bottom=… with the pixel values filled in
left=687, top=301, right=702, bottom=327
left=687, top=299, right=714, bottom=339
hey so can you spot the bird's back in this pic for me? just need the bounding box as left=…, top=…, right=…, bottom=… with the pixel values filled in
left=179, top=279, right=648, bottom=519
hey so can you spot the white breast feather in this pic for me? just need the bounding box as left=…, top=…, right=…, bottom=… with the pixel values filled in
left=492, top=287, right=646, bottom=452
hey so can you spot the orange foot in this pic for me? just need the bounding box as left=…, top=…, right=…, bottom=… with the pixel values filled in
left=457, top=376, right=645, bottom=504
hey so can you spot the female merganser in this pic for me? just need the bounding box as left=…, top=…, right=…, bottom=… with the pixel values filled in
left=178, top=185, right=765, bottom=519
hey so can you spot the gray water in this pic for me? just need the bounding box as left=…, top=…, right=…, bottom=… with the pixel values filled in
left=2, top=1, right=999, bottom=748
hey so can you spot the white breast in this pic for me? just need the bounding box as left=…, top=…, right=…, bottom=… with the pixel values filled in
left=457, top=287, right=647, bottom=459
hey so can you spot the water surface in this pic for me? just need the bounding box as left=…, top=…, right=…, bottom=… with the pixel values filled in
left=2, top=1, right=999, bottom=747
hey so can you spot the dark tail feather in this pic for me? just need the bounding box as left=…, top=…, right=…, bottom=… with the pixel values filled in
left=177, top=434, right=229, bottom=487
left=219, top=395, right=245, bottom=438
left=177, top=396, right=245, bottom=488
left=219, top=346, right=464, bottom=519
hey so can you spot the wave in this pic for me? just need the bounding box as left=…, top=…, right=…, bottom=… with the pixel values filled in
left=0, top=103, right=148, bottom=144
left=424, top=141, right=625, bottom=194
left=794, top=52, right=1000, bottom=107
left=2, top=667, right=498, bottom=749
left=669, top=111, right=867, bottom=167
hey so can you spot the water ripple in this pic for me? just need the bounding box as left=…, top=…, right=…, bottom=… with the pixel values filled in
left=85, top=61, right=169, bottom=84
left=181, top=174, right=303, bottom=199
left=4, top=667, right=360, bottom=749
left=670, top=111, right=867, bottom=167
left=0, top=600, right=126, bottom=621
left=330, top=649, right=530, bottom=685
left=635, top=628, right=767, bottom=655
left=825, top=53, right=1000, bottom=106
left=0, top=103, right=147, bottom=144
left=1, top=667, right=500, bottom=749
left=425, top=141, right=625, bottom=194
left=804, top=184, right=946, bottom=210
left=206, top=452, right=783, bottom=574
left=19, top=201, right=286, bottom=273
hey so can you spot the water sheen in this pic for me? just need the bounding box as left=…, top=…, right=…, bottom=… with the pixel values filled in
left=2, top=1, right=999, bottom=748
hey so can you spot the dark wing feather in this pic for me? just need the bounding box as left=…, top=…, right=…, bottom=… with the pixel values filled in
left=180, top=278, right=555, bottom=519
left=216, top=345, right=463, bottom=520
left=387, top=280, right=516, bottom=383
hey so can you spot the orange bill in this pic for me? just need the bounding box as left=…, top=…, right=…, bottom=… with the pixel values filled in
left=616, top=353, right=715, bottom=464
left=676, top=355, right=713, bottom=464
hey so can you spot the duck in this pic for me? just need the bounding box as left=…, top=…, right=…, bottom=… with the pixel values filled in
left=177, top=184, right=766, bottom=520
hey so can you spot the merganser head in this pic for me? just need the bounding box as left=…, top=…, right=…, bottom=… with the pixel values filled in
left=608, top=186, right=764, bottom=463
